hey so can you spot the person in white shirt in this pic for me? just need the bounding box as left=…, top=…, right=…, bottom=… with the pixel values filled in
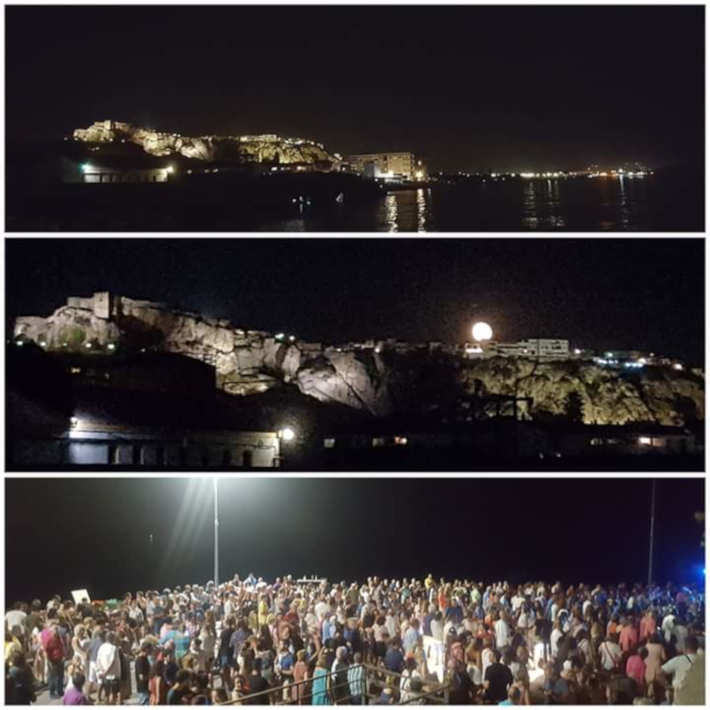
left=599, top=635, right=622, bottom=672
left=662, top=613, right=677, bottom=643
left=481, top=638, right=496, bottom=679
left=314, top=597, right=330, bottom=623
left=672, top=622, right=689, bottom=654
left=550, top=620, right=565, bottom=660
left=5, top=604, right=27, bottom=638
left=662, top=636, right=701, bottom=700
left=494, top=612, right=511, bottom=651
left=96, top=632, right=121, bottom=704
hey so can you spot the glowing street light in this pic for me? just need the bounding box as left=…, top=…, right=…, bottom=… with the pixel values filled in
left=280, top=427, right=296, bottom=442
left=472, top=321, right=493, bottom=342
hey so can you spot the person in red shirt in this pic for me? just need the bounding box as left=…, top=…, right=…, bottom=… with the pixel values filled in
left=619, top=617, right=639, bottom=653
left=40, top=623, right=66, bottom=699
left=626, top=646, right=648, bottom=692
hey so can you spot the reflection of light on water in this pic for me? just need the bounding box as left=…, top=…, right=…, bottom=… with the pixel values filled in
left=544, top=179, right=566, bottom=228
left=617, top=174, right=631, bottom=229
left=385, top=193, right=398, bottom=232
left=416, top=188, right=427, bottom=232
left=523, top=180, right=566, bottom=229
left=522, top=182, right=539, bottom=228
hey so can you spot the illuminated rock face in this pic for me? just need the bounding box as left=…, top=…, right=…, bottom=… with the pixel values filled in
left=14, top=295, right=703, bottom=425
left=14, top=295, right=391, bottom=416
left=72, top=120, right=338, bottom=165
left=459, top=358, right=705, bottom=426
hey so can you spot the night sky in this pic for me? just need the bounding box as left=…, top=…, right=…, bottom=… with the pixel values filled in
left=5, top=477, right=704, bottom=602
left=5, top=5, right=704, bottom=171
left=6, top=238, right=705, bottom=363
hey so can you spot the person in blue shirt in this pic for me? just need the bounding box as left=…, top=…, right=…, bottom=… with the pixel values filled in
left=384, top=640, right=404, bottom=674
left=277, top=640, right=295, bottom=687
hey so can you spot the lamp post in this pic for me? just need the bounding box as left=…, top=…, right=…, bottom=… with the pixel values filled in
left=214, top=478, right=220, bottom=589
left=647, top=479, right=656, bottom=586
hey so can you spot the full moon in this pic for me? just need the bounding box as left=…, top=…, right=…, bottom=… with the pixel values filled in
left=472, top=321, right=493, bottom=342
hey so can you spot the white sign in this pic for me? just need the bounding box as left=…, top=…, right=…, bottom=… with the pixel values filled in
left=422, top=635, right=446, bottom=683
left=71, top=589, right=91, bottom=604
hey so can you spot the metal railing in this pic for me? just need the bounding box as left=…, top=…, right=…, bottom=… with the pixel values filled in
left=220, top=662, right=450, bottom=705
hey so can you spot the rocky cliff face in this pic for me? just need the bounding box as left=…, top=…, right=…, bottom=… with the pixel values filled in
left=14, top=295, right=392, bottom=417
left=14, top=295, right=704, bottom=425
left=72, top=120, right=338, bottom=165
left=458, top=357, right=704, bottom=426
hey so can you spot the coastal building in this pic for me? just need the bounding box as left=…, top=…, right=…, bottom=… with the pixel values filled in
left=347, top=152, right=426, bottom=183
left=7, top=349, right=286, bottom=469
left=63, top=154, right=175, bottom=184
left=464, top=338, right=570, bottom=360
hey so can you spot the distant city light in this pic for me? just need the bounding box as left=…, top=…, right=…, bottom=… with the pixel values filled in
left=289, top=335, right=296, bottom=342
left=85, top=342, right=93, bottom=349
left=39, top=341, right=47, bottom=348
left=107, top=343, right=116, bottom=350
left=15, top=340, right=23, bottom=346
left=166, top=166, right=175, bottom=174
left=472, top=322, right=493, bottom=342
left=638, top=437, right=652, bottom=446
left=275, top=333, right=285, bottom=341
left=673, top=363, right=684, bottom=371
left=573, top=348, right=582, bottom=355
left=81, top=163, right=93, bottom=173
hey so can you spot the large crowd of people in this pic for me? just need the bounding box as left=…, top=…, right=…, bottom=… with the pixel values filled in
left=4, top=575, right=705, bottom=705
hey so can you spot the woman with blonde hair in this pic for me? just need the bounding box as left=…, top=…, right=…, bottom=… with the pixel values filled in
left=71, top=623, right=90, bottom=675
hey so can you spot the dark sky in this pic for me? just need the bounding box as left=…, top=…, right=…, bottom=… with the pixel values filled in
left=5, top=238, right=705, bottom=363
left=5, top=5, right=704, bottom=171
left=5, top=477, right=704, bottom=602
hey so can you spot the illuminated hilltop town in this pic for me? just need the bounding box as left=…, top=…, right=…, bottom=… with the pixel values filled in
left=66, top=120, right=650, bottom=187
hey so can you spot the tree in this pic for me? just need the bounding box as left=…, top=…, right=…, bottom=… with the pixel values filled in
left=564, top=391, right=585, bottom=423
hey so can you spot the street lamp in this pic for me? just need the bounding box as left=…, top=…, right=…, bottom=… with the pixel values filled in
left=213, top=478, right=219, bottom=589
left=280, top=427, right=296, bottom=442
left=647, top=479, right=656, bottom=586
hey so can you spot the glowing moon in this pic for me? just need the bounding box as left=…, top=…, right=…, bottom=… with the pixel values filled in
left=472, top=321, right=493, bottom=342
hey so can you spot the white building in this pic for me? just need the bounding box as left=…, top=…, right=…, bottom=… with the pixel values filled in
left=347, top=152, right=426, bottom=182
left=464, top=339, right=570, bottom=360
